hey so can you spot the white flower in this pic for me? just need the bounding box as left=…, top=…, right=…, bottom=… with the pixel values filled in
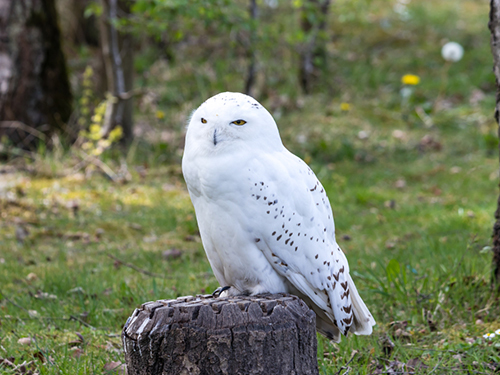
left=495, top=329, right=500, bottom=335
left=441, top=42, right=464, bottom=62
left=483, top=333, right=496, bottom=340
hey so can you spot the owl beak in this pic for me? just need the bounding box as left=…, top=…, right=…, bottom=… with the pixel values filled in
left=213, top=129, right=218, bottom=146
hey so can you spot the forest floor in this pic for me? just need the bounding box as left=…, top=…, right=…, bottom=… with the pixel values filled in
left=2, top=0, right=500, bottom=374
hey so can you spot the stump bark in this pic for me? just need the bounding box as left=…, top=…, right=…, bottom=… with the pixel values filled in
left=122, top=293, right=319, bottom=375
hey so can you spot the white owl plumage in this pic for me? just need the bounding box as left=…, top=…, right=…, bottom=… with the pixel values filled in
left=182, top=92, right=375, bottom=341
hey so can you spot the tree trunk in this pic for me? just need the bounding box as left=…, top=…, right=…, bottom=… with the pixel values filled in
left=0, top=0, right=72, bottom=149
left=298, top=0, right=332, bottom=94
left=99, top=0, right=133, bottom=144
left=489, top=0, right=500, bottom=286
left=122, top=293, right=319, bottom=375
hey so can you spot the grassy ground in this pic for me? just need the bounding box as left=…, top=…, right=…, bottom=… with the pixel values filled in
left=2, top=0, right=500, bottom=374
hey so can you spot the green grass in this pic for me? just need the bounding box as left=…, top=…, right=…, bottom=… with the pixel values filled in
left=2, top=0, right=500, bottom=373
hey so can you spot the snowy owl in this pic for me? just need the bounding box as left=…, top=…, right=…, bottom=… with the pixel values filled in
left=182, top=92, right=375, bottom=341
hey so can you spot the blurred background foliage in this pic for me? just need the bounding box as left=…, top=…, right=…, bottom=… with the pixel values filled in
left=1, top=0, right=500, bottom=373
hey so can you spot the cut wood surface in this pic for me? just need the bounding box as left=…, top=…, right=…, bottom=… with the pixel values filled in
left=122, top=293, right=319, bottom=375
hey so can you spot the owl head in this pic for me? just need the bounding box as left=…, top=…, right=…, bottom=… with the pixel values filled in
left=185, top=92, right=283, bottom=153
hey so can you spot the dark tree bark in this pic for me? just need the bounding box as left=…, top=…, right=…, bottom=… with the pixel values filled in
left=489, top=0, right=500, bottom=286
left=298, top=0, right=332, bottom=94
left=122, top=293, right=319, bottom=375
left=99, top=0, right=134, bottom=144
left=0, top=0, right=72, bottom=148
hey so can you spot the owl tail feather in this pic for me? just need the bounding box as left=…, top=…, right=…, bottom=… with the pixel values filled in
left=347, top=273, right=376, bottom=335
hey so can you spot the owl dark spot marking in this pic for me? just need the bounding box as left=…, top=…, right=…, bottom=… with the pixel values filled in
left=326, top=283, right=330, bottom=288
left=341, top=281, right=348, bottom=290
left=303, top=233, right=306, bottom=236
left=333, top=272, right=340, bottom=282
left=310, top=237, right=313, bottom=240
left=260, top=182, right=264, bottom=185
left=341, top=290, right=350, bottom=299
left=322, top=240, right=325, bottom=243
left=255, top=183, right=257, bottom=186
left=289, top=232, right=293, bottom=236
left=317, top=268, right=320, bottom=273
left=282, top=215, right=285, bottom=218
left=315, top=254, right=318, bottom=259
left=256, top=195, right=261, bottom=200
left=288, top=218, right=291, bottom=221
left=343, top=316, right=352, bottom=325
left=316, top=239, right=319, bottom=242
left=328, top=262, right=330, bottom=266
left=271, top=252, right=276, bottom=257
left=290, top=241, right=294, bottom=246
left=293, top=212, right=295, bottom=215
left=274, top=215, right=278, bottom=219
left=320, top=188, right=324, bottom=193
left=264, top=197, right=267, bottom=200
left=255, top=238, right=261, bottom=242
left=277, top=235, right=282, bottom=241
left=316, top=203, right=319, bottom=206
left=285, top=230, right=288, bottom=233
left=275, top=208, right=278, bottom=212
left=268, top=202, right=272, bottom=206
left=332, top=282, right=336, bottom=289
left=285, top=238, right=290, bottom=244
left=324, top=228, right=327, bottom=232
left=295, top=247, right=298, bottom=251
left=336, top=259, right=339, bottom=262
left=280, top=261, right=288, bottom=266
left=251, top=194, right=255, bottom=196
left=310, top=217, right=314, bottom=221
left=274, top=199, right=278, bottom=204
left=323, top=261, right=327, bottom=265
left=298, top=233, right=301, bottom=236
left=343, top=305, right=352, bottom=314
left=267, top=211, right=270, bottom=214
left=282, top=224, right=285, bottom=228
left=280, top=210, right=283, bottom=214
left=297, top=223, right=301, bottom=226
left=272, top=231, right=276, bottom=236
left=331, top=251, right=333, bottom=255
left=314, top=290, right=317, bottom=294
left=327, top=276, right=331, bottom=280
left=339, top=266, right=345, bottom=273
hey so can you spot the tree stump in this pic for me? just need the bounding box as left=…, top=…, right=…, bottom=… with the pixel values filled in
left=122, top=293, right=319, bottom=375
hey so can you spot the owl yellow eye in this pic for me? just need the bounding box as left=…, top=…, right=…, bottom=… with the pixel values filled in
left=231, top=119, right=247, bottom=126
left=201, top=118, right=207, bottom=124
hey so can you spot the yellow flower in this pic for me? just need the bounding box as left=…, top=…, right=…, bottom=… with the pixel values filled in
left=97, top=139, right=111, bottom=149
left=89, top=124, right=101, bottom=134
left=109, top=126, right=123, bottom=142
left=340, top=102, right=351, bottom=111
left=156, top=110, right=165, bottom=120
left=401, top=74, right=420, bottom=85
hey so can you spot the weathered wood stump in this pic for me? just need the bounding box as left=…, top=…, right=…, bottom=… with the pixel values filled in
left=122, top=293, right=319, bottom=375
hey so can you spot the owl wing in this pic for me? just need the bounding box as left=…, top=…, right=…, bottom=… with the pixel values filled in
left=249, top=150, right=375, bottom=340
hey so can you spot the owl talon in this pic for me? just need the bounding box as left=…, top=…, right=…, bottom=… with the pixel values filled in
left=212, top=286, right=231, bottom=297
